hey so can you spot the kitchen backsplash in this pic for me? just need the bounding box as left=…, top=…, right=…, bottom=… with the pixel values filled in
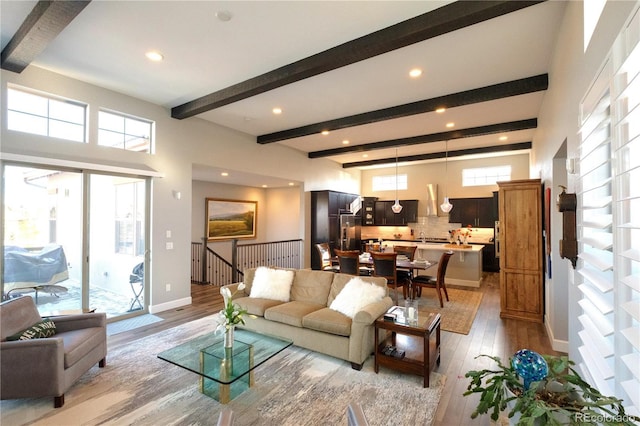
left=361, top=215, right=494, bottom=242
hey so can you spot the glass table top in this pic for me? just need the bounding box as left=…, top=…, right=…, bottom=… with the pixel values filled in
left=157, top=328, right=292, bottom=385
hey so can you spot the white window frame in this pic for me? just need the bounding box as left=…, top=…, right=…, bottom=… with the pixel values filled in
left=98, top=109, right=154, bottom=153
left=372, top=174, right=407, bottom=192
left=6, top=85, right=87, bottom=143
left=462, top=166, right=511, bottom=187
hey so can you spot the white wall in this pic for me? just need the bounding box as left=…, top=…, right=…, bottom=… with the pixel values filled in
left=1, top=66, right=359, bottom=313
left=530, top=1, right=638, bottom=353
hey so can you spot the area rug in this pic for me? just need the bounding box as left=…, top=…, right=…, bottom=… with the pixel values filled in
left=106, top=314, right=164, bottom=336
left=415, top=287, right=483, bottom=335
left=0, top=315, right=445, bottom=426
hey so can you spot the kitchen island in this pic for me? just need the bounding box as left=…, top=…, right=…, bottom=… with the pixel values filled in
left=381, top=241, right=484, bottom=288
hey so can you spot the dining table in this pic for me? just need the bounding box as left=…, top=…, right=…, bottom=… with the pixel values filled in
left=332, top=254, right=438, bottom=298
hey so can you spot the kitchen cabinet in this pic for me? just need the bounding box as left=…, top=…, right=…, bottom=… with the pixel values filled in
left=498, top=179, right=543, bottom=323
left=361, top=197, right=377, bottom=225
left=311, top=190, right=359, bottom=270
left=448, top=197, right=495, bottom=227
left=374, top=200, right=418, bottom=225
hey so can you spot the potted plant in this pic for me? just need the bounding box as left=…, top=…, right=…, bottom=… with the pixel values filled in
left=463, top=350, right=639, bottom=425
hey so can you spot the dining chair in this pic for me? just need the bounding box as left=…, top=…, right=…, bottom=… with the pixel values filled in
left=371, top=252, right=406, bottom=304
left=412, top=251, right=453, bottom=307
left=393, top=245, right=418, bottom=287
left=315, top=243, right=339, bottom=272
left=334, top=249, right=361, bottom=275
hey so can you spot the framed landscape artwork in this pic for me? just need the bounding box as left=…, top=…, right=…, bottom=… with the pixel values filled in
left=206, top=198, right=257, bottom=241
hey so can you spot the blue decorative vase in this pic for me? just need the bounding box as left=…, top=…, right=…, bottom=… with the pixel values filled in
left=511, top=349, right=548, bottom=390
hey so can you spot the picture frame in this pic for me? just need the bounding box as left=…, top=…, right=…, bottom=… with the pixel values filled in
left=205, top=198, right=257, bottom=241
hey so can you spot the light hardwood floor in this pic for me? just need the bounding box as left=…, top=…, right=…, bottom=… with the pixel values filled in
left=108, top=273, right=562, bottom=426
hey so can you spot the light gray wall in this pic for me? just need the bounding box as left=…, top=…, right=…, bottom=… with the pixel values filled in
left=530, top=1, right=638, bottom=354
left=1, top=66, right=358, bottom=313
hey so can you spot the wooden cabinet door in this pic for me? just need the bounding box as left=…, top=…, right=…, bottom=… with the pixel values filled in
left=498, top=179, right=543, bottom=323
left=500, top=186, right=541, bottom=271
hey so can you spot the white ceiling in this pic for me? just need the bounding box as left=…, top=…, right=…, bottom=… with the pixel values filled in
left=0, top=1, right=567, bottom=187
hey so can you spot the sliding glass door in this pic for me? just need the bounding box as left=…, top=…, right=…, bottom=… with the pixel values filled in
left=2, top=163, right=149, bottom=319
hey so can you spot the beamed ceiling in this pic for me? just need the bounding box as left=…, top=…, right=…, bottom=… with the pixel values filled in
left=1, top=0, right=567, bottom=186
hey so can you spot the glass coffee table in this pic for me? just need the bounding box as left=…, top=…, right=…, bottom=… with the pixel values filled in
left=157, top=328, right=292, bottom=403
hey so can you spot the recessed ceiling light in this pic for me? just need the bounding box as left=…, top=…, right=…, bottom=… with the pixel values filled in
left=145, top=51, right=164, bottom=62
left=272, top=107, right=282, bottom=115
left=321, top=130, right=330, bottom=135
left=435, top=107, right=446, bottom=113
left=215, top=10, right=232, bottom=22
left=499, top=135, right=508, bottom=141
left=409, top=68, right=422, bottom=78
left=362, top=154, right=369, bottom=158
left=288, top=182, right=294, bottom=186
left=446, top=122, right=455, bottom=128
left=262, top=184, right=268, bottom=188
left=221, top=172, right=229, bottom=177
left=342, top=140, right=350, bottom=145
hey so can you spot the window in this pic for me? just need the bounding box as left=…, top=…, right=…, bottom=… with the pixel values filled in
left=462, top=166, right=511, bottom=186
left=372, top=174, right=407, bottom=191
left=114, top=181, right=145, bottom=256
left=576, top=6, right=640, bottom=415
left=98, top=110, right=153, bottom=153
left=7, top=86, right=86, bottom=142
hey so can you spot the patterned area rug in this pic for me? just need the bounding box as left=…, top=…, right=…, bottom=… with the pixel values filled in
left=0, top=315, right=445, bottom=426
left=415, top=287, right=483, bottom=335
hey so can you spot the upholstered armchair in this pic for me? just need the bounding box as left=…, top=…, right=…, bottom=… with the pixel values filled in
left=0, top=296, right=107, bottom=407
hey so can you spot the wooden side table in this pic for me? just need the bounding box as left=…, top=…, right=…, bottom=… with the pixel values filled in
left=374, top=308, right=441, bottom=387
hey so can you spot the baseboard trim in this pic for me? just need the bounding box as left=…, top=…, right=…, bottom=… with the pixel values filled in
left=149, top=296, right=192, bottom=314
left=544, top=314, right=569, bottom=353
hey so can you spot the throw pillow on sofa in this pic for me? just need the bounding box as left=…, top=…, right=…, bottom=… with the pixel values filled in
left=6, top=318, right=57, bottom=341
left=249, top=266, right=295, bottom=302
left=330, top=277, right=385, bottom=318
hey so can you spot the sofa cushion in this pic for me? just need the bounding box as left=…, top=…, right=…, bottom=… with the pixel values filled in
left=327, top=273, right=387, bottom=306
left=249, top=267, right=295, bottom=302
left=302, top=308, right=352, bottom=337
left=329, top=277, right=386, bottom=319
left=290, top=269, right=334, bottom=305
left=234, top=296, right=283, bottom=317
left=0, top=296, right=45, bottom=341
left=6, top=318, right=57, bottom=341
left=59, top=327, right=105, bottom=368
left=264, top=301, right=324, bottom=327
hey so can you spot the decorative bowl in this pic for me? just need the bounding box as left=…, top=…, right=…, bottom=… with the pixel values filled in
left=393, top=234, right=402, bottom=239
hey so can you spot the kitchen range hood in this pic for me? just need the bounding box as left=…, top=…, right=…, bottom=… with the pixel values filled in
left=425, top=184, right=438, bottom=216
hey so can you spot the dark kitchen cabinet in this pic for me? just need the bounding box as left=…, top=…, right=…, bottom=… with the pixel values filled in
left=448, top=197, right=495, bottom=227
left=361, top=197, right=377, bottom=225
left=311, top=190, right=359, bottom=270
left=374, top=200, right=418, bottom=225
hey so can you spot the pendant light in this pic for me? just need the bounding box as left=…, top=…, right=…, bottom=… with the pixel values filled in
left=392, top=148, right=403, bottom=214
left=440, top=140, right=453, bottom=213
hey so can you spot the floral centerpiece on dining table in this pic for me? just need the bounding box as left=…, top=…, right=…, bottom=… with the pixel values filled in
left=215, top=283, right=250, bottom=348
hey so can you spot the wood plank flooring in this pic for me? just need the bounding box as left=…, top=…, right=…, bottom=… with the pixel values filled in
left=108, top=273, right=562, bottom=425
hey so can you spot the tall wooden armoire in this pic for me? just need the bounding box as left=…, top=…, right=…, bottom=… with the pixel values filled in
left=497, top=179, right=543, bottom=323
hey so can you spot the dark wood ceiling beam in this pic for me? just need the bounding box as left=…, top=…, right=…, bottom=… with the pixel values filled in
left=1, top=1, right=91, bottom=73
left=342, top=142, right=532, bottom=168
left=258, top=74, right=547, bottom=144
left=308, top=118, right=537, bottom=158
left=171, top=0, right=545, bottom=120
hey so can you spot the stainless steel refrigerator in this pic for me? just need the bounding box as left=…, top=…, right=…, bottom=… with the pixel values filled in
left=339, top=214, right=361, bottom=251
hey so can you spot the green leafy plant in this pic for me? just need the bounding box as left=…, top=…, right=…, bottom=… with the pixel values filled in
left=463, top=354, right=639, bottom=425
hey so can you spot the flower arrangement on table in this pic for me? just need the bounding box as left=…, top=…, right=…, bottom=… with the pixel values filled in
left=215, top=283, right=249, bottom=334
left=449, top=225, right=473, bottom=244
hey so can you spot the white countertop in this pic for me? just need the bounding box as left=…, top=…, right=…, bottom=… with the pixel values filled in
left=381, top=240, right=484, bottom=252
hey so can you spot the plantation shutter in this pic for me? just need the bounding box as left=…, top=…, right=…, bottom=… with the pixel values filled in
left=577, top=5, right=640, bottom=416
